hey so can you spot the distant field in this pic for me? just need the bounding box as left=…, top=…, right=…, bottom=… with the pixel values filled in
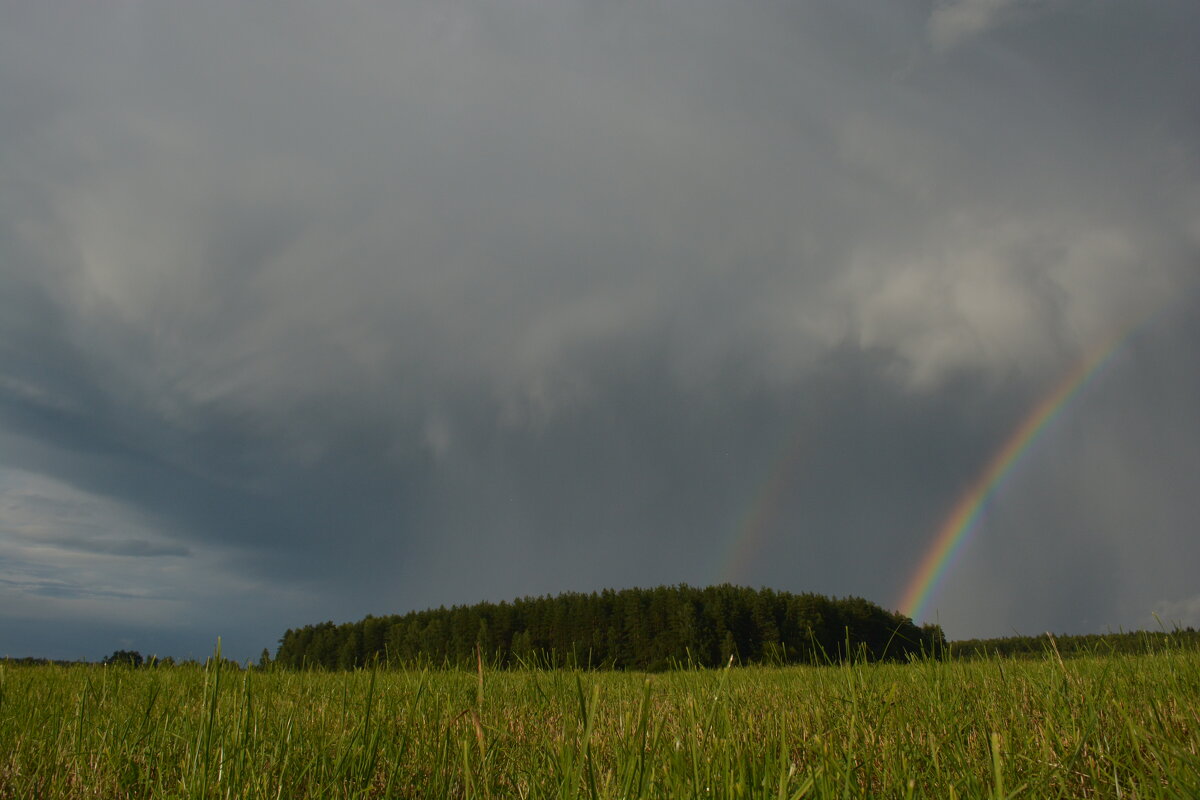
left=3, top=647, right=1199, bottom=798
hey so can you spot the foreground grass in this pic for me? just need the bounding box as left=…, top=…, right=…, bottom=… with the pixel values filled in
left=2, top=647, right=1199, bottom=798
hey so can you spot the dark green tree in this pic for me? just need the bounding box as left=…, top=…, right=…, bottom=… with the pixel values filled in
left=103, top=650, right=144, bottom=667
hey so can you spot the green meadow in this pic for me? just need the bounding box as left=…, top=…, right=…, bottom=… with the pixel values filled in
left=3, top=645, right=1199, bottom=799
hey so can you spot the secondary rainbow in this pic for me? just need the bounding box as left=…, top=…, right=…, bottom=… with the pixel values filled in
left=720, top=434, right=806, bottom=584
left=898, top=328, right=1136, bottom=622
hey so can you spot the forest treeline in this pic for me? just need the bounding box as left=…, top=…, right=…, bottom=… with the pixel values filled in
left=950, top=627, right=1200, bottom=659
left=274, top=584, right=944, bottom=670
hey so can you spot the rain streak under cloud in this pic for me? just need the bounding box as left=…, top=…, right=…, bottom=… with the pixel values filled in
left=1, top=0, right=1198, bottom=662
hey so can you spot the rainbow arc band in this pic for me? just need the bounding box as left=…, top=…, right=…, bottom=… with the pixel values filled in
left=897, top=328, right=1136, bottom=622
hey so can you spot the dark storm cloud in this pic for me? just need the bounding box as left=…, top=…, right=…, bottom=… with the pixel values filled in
left=0, top=0, right=1197, bottom=659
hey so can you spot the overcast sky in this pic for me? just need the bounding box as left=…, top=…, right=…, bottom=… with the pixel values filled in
left=2, top=0, right=1198, bottom=662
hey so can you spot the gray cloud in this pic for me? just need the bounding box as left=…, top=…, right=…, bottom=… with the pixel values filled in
left=1154, top=595, right=1200, bottom=630
left=0, top=576, right=147, bottom=601
left=0, top=0, right=1197, bottom=660
left=13, top=534, right=190, bottom=558
left=927, top=0, right=1022, bottom=52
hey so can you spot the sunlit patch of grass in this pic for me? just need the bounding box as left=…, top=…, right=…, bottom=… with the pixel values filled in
left=2, top=640, right=1199, bottom=798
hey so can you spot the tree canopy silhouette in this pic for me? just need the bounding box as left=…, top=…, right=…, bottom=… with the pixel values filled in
left=276, top=584, right=943, bottom=670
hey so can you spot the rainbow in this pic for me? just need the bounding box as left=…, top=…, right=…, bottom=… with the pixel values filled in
left=897, top=328, right=1137, bottom=622
left=720, top=434, right=806, bottom=584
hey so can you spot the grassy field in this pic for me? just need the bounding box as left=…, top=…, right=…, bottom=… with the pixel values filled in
left=2, top=644, right=1199, bottom=798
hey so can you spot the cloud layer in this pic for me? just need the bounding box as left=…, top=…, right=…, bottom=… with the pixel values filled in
left=1, top=0, right=1197, bottom=660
